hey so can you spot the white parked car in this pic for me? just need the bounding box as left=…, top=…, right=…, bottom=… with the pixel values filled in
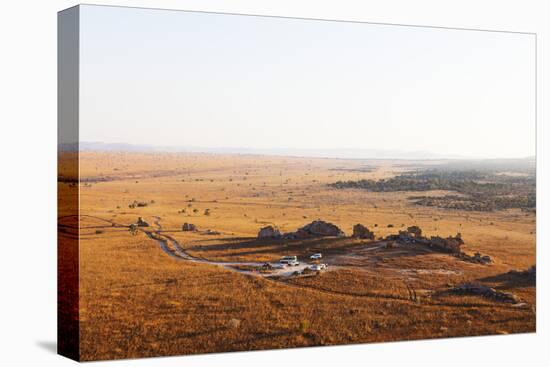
left=288, top=260, right=300, bottom=266
left=310, top=253, right=322, bottom=260
left=280, top=255, right=298, bottom=264
left=309, top=263, right=328, bottom=271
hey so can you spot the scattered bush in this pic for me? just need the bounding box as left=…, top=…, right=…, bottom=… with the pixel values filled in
left=329, top=169, right=535, bottom=212
left=299, top=320, right=310, bottom=334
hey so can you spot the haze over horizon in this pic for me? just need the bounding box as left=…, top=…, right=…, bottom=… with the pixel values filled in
left=79, top=5, right=536, bottom=160
left=72, top=141, right=534, bottom=161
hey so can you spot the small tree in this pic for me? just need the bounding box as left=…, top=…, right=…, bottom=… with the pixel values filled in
left=128, top=224, right=138, bottom=236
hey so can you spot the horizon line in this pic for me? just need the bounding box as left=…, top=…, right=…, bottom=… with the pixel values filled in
left=59, top=141, right=535, bottom=161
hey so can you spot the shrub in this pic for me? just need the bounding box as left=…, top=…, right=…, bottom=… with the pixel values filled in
left=228, top=318, right=241, bottom=329
left=128, top=224, right=138, bottom=236
left=299, top=320, right=310, bottom=334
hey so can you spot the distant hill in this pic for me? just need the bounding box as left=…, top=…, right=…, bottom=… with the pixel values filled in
left=59, top=142, right=153, bottom=152
left=62, top=142, right=457, bottom=160
left=62, top=142, right=533, bottom=161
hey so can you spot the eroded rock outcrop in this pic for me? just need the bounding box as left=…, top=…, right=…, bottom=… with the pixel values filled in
left=296, top=220, right=345, bottom=237
left=428, top=234, right=464, bottom=254
left=385, top=227, right=466, bottom=255
left=352, top=224, right=375, bottom=239
left=451, top=283, right=521, bottom=304
left=456, top=251, right=492, bottom=264
left=282, top=220, right=345, bottom=239
left=182, top=222, right=197, bottom=232
left=406, top=225, right=422, bottom=238
left=257, top=225, right=281, bottom=239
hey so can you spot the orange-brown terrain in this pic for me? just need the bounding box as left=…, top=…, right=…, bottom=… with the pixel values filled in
left=58, top=151, right=536, bottom=361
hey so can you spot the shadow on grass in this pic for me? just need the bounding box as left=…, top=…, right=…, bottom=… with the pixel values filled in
left=477, top=271, right=535, bottom=289
left=186, top=236, right=437, bottom=261
left=187, top=237, right=364, bottom=258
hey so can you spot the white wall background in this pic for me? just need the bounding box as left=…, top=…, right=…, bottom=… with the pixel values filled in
left=0, top=1, right=547, bottom=366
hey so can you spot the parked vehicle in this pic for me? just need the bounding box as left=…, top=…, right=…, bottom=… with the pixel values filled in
left=272, top=263, right=286, bottom=269
left=288, top=260, right=300, bottom=266
left=280, top=255, right=298, bottom=264
left=310, top=253, right=322, bottom=260
left=309, top=263, right=327, bottom=271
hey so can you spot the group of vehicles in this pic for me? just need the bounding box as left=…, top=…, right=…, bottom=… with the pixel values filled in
left=270, top=253, right=328, bottom=272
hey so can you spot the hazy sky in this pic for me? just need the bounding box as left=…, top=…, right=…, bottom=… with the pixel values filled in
left=79, top=5, right=535, bottom=159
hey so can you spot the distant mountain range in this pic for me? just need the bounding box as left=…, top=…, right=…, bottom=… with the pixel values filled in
left=58, top=142, right=531, bottom=161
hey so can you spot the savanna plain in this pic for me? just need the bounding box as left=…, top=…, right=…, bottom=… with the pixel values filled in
left=58, top=152, right=536, bottom=360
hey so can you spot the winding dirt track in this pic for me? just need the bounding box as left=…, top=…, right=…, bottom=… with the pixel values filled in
left=63, top=214, right=532, bottom=309
left=70, top=214, right=313, bottom=278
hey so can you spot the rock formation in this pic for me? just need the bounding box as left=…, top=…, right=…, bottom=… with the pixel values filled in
left=182, top=223, right=197, bottom=231
left=283, top=220, right=345, bottom=239
left=352, top=224, right=375, bottom=239
left=204, top=229, right=221, bottom=235
left=257, top=225, right=281, bottom=239
left=129, top=200, right=148, bottom=209
left=428, top=234, right=464, bottom=254
left=451, top=283, right=520, bottom=304
left=299, top=220, right=345, bottom=237
left=406, top=225, right=422, bottom=238
left=385, top=227, right=464, bottom=255
left=136, top=217, right=149, bottom=227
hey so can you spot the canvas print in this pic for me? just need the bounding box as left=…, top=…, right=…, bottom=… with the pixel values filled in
left=58, top=5, right=536, bottom=361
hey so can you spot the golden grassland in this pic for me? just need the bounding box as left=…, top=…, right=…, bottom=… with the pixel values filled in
left=58, top=152, right=536, bottom=361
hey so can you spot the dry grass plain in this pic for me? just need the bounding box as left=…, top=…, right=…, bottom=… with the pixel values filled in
left=58, top=151, right=536, bottom=361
